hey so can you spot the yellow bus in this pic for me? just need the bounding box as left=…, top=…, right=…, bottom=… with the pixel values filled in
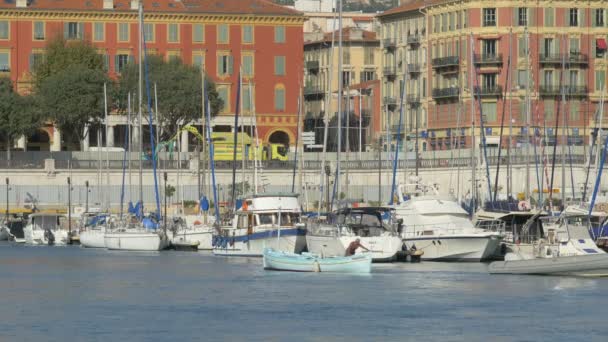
left=211, top=132, right=288, bottom=161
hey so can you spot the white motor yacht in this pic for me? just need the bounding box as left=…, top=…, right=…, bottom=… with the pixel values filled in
left=306, top=206, right=403, bottom=262
left=212, top=193, right=307, bottom=257
left=23, top=213, right=71, bottom=246
left=394, top=184, right=501, bottom=261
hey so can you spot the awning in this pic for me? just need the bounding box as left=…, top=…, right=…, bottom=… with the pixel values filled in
left=597, top=38, right=607, bottom=50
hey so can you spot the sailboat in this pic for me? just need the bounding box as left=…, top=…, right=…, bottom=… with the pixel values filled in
left=105, top=1, right=168, bottom=251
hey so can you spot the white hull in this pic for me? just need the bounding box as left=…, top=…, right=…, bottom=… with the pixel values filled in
left=80, top=229, right=106, bottom=248
left=171, top=227, right=214, bottom=250
left=403, top=234, right=501, bottom=261
left=306, top=235, right=402, bottom=262
left=213, top=234, right=306, bottom=257
left=105, top=230, right=169, bottom=251
left=489, top=254, right=608, bottom=276
left=263, top=249, right=372, bottom=273
left=23, top=227, right=69, bottom=246
left=0, top=226, right=12, bottom=241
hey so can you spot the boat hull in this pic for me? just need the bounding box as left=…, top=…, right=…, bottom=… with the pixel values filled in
left=171, top=227, right=213, bottom=250
left=105, top=231, right=168, bottom=251
left=263, top=248, right=371, bottom=273
left=79, top=229, right=106, bottom=248
left=403, top=234, right=501, bottom=261
left=23, top=227, right=69, bottom=246
left=0, top=226, right=12, bottom=241
left=213, top=228, right=307, bottom=257
left=306, top=235, right=402, bottom=262
left=489, top=254, right=608, bottom=277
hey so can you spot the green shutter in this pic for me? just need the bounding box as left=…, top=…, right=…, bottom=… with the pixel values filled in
left=228, top=56, right=233, bottom=75
left=64, top=23, right=69, bottom=39
left=529, top=8, right=535, bottom=26
left=580, top=9, right=585, bottom=27
left=518, top=37, right=525, bottom=57
left=114, top=55, right=119, bottom=72
left=513, top=8, right=519, bottom=26
left=593, top=9, right=598, bottom=27
left=554, top=39, right=560, bottom=54
left=78, top=22, right=84, bottom=39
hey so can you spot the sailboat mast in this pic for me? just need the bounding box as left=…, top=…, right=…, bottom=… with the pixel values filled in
left=524, top=28, right=531, bottom=201
left=507, top=29, right=513, bottom=199
left=335, top=0, right=344, bottom=206
left=104, top=82, right=110, bottom=210
left=469, top=34, right=477, bottom=208
left=201, top=68, right=208, bottom=222
left=137, top=1, right=144, bottom=213
left=560, top=45, right=567, bottom=206
left=251, top=80, right=258, bottom=194
left=230, top=70, right=241, bottom=210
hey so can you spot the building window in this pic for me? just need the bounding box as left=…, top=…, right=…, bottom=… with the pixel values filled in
left=118, top=23, right=129, bottom=42
left=433, top=15, right=439, bottom=33
left=274, top=56, right=285, bottom=75
left=517, top=70, right=528, bottom=89
left=29, top=53, right=44, bottom=70
left=34, top=21, right=45, bottom=40
left=595, top=9, right=605, bottom=27
left=343, top=49, right=350, bottom=65
left=482, top=73, right=497, bottom=89
left=115, top=54, right=131, bottom=73
left=569, top=38, right=580, bottom=54
left=144, top=23, right=154, bottom=42
left=544, top=100, right=555, bottom=121
left=483, top=8, right=496, bottom=26
left=518, top=8, right=528, bottom=26
left=569, top=70, right=579, bottom=86
left=64, top=22, right=83, bottom=40
left=596, top=70, right=606, bottom=91
left=441, top=13, right=447, bottom=32
left=570, top=101, right=580, bottom=121
left=274, top=26, right=285, bottom=43
left=242, top=25, right=253, bottom=44
left=217, top=87, right=229, bottom=112
left=167, top=51, right=181, bottom=62
left=482, top=102, right=497, bottom=122
left=218, top=24, right=229, bottom=44
left=482, top=39, right=497, bottom=57
left=544, top=8, right=554, bottom=27
left=243, top=85, right=253, bottom=111
left=193, top=53, right=204, bottom=69
left=364, top=47, right=374, bottom=65
left=544, top=70, right=554, bottom=87
left=596, top=38, right=606, bottom=57
left=0, top=52, right=9, bottom=71
left=543, top=38, right=554, bottom=56
left=217, top=54, right=233, bottom=76
left=569, top=9, right=579, bottom=26
left=93, top=22, right=104, bottom=42
left=242, top=54, right=254, bottom=77
left=518, top=37, right=528, bottom=57
left=360, top=70, right=376, bottom=82
left=274, top=86, right=285, bottom=111
left=168, top=24, right=179, bottom=43
left=342, top=71, right=352, bottom=87
left=0, top=21, right=8, bottom=40
left=193, top=24, right=204, bottom=43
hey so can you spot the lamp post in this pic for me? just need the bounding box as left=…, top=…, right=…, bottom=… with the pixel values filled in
left=5, top=178, right=9, bottom=222
left=85, top=180, right=89, bottom=213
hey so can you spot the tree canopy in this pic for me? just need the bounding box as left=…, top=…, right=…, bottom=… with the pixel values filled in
left=115, top=55, right=223, bottom=141
left=0, top=77, right=42, bottom=154
left=33, top=37, right=105, bottom=89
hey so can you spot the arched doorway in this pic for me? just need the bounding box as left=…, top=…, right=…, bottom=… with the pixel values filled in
left=26, top=129, right=51, bottom=151
left=268, top=130, right=290, bottom=146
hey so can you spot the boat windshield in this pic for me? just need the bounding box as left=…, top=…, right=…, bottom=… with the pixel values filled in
left=257, top=212, right=300, bottom=226
left=564, top=215, right=590, bottom=227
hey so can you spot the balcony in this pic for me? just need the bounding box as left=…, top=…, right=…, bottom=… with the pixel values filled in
left=407, top=94, right=421, bottom=105
left=474, top=85, right=503, bottom=97
left=539, top=85, right=587, bottom=97
left=407, top=35, right=421, bottom=46
left=432, top=56, right=459, bottom=69
left=539, top=53, right=589, bottom=66
left=305, top=60, right=319, bottom=73
left=383, top=96, right=398, bottom=108
left=383, top=38, right=396, bottom=49
left=407, top=63, right=421, bottom=74
left=304, top=85, right=324, bottom=97
left=383, top=66, right=397, bottom=78
left=474, top=53, right=503, bottom=66
left=432, top=87, right=459, bottom=100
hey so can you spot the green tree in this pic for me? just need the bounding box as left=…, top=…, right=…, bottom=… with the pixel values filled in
left=115, top=55, right=223, bottom=141
left=33, top=37, right=105, bottom=88
left=0, top=78, right=42, bottom=159
left=37, top=65, right=110, bottom=149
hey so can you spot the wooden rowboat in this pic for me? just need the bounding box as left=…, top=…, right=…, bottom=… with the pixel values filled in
left=263, top=248, right=371, bottom=273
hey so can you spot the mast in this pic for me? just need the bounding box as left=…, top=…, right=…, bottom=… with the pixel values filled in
left=201, top=68, right=208, bottom=223
left=345, top=86, right=350, bottom=198
left=390, top=78, right=405, bottom=204
left=469, top=34, right=477, bottom=209
left=230, top=70, right=242, bottom=210
left=560, top=40, right=566, bottom=206
left=292, top=93, right=302, bottom=193
left=239, top=73, right=245, bottom=196
left=137, top=1, right=144, bottom=215
left=548, top=35, right=565, bottom=212
left=128, top=93, right=132, bottom=203
left=104, top=82, right=110, bottom=211
left=251, top=80, right=259, bottom=194
left=335, top=0, right=344, bottom=208
left=524, top=28, right=531, bottom=200
left=507, top=29, right=513, bottom=199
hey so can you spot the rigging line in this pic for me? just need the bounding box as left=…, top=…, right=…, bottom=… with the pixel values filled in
left=548, top=37, right=565, bottom=212
left=390, top=78, right=406, bottom=205
left=493, top=29, right=512, bottom=203
left=581, top=87, right=603, bottom=203
left=231, top=71, right=242, bottom=211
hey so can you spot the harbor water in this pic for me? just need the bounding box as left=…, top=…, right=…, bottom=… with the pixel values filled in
left=1, top=243, right=607, bottom=341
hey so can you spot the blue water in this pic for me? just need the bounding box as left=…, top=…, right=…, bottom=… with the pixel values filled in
left=1, top=243, right=607, bottom=341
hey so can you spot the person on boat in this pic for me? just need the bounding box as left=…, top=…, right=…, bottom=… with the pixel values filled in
left=345, top=238, right=369, bottom=256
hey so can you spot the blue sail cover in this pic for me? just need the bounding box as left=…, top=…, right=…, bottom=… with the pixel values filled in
left=128, top=201, right=143, bottom=219
left=200, top=196, right=210, bottom=212
left=235, top=199, right=243, bottom=210
left=142, top=217, right=158, bottom=230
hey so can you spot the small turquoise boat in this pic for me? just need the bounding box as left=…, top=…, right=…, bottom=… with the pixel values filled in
left=263, top=248, right=372, bottom=273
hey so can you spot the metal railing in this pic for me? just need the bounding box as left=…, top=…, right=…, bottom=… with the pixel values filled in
left=539, top=53, right=589, bottom=64
left=407, top=35, right=421, bottom=45
left=304, top=85, right=325, bottom=96
left=474, top=85, right=503, bottom=96
left=305, top=60, right=319, bottom=71
left=474, top=53, right=503, bottom=64
left=539, top=85, right=587, bottom=96
left=431, top=56, right=459, bottom=68
left=432, top=87, right=459, bottom=99
left=383, top=66, right=397, bottom=77
left=407, top=63, right=421, bottom=73
left=383, top=38, right=396, bottom=48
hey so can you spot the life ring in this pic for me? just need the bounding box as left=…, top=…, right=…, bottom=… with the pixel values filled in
left=193, top=220, right=202, bottom=226
left=518, top=200, right=531, bottom=211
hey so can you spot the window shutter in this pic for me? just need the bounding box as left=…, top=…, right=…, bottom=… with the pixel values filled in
left=228, top=56, right=233, bottom=75
left=528, top=8, right=535, bottom=26
left=29, top=54, right=34, bottom=70
left=518, top=37, right=525, bottom=57
left=64, top=23, right=68, bottom=39
left=114, top=55, right=119, bottom=72
left=128, top=55, right=134, bottom=64
left=513, top=8, right=519, bottom=26
left=593, top=9, right=598, bottom=27
left=580, top=9, right=585, bottom=27
left=554, top=39, right=560, bottom=54
left=78, top=22, right=84, bottom=39
left=104, top=55, right=109, bottom=71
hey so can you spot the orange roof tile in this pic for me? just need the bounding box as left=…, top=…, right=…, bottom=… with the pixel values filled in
left=377, top=0, right=426, bottom=17
left=0, top=0, right=302, bottom=16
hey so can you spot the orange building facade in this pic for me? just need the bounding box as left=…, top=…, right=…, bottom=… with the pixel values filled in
left=0, top=0, right=305, bottom=151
